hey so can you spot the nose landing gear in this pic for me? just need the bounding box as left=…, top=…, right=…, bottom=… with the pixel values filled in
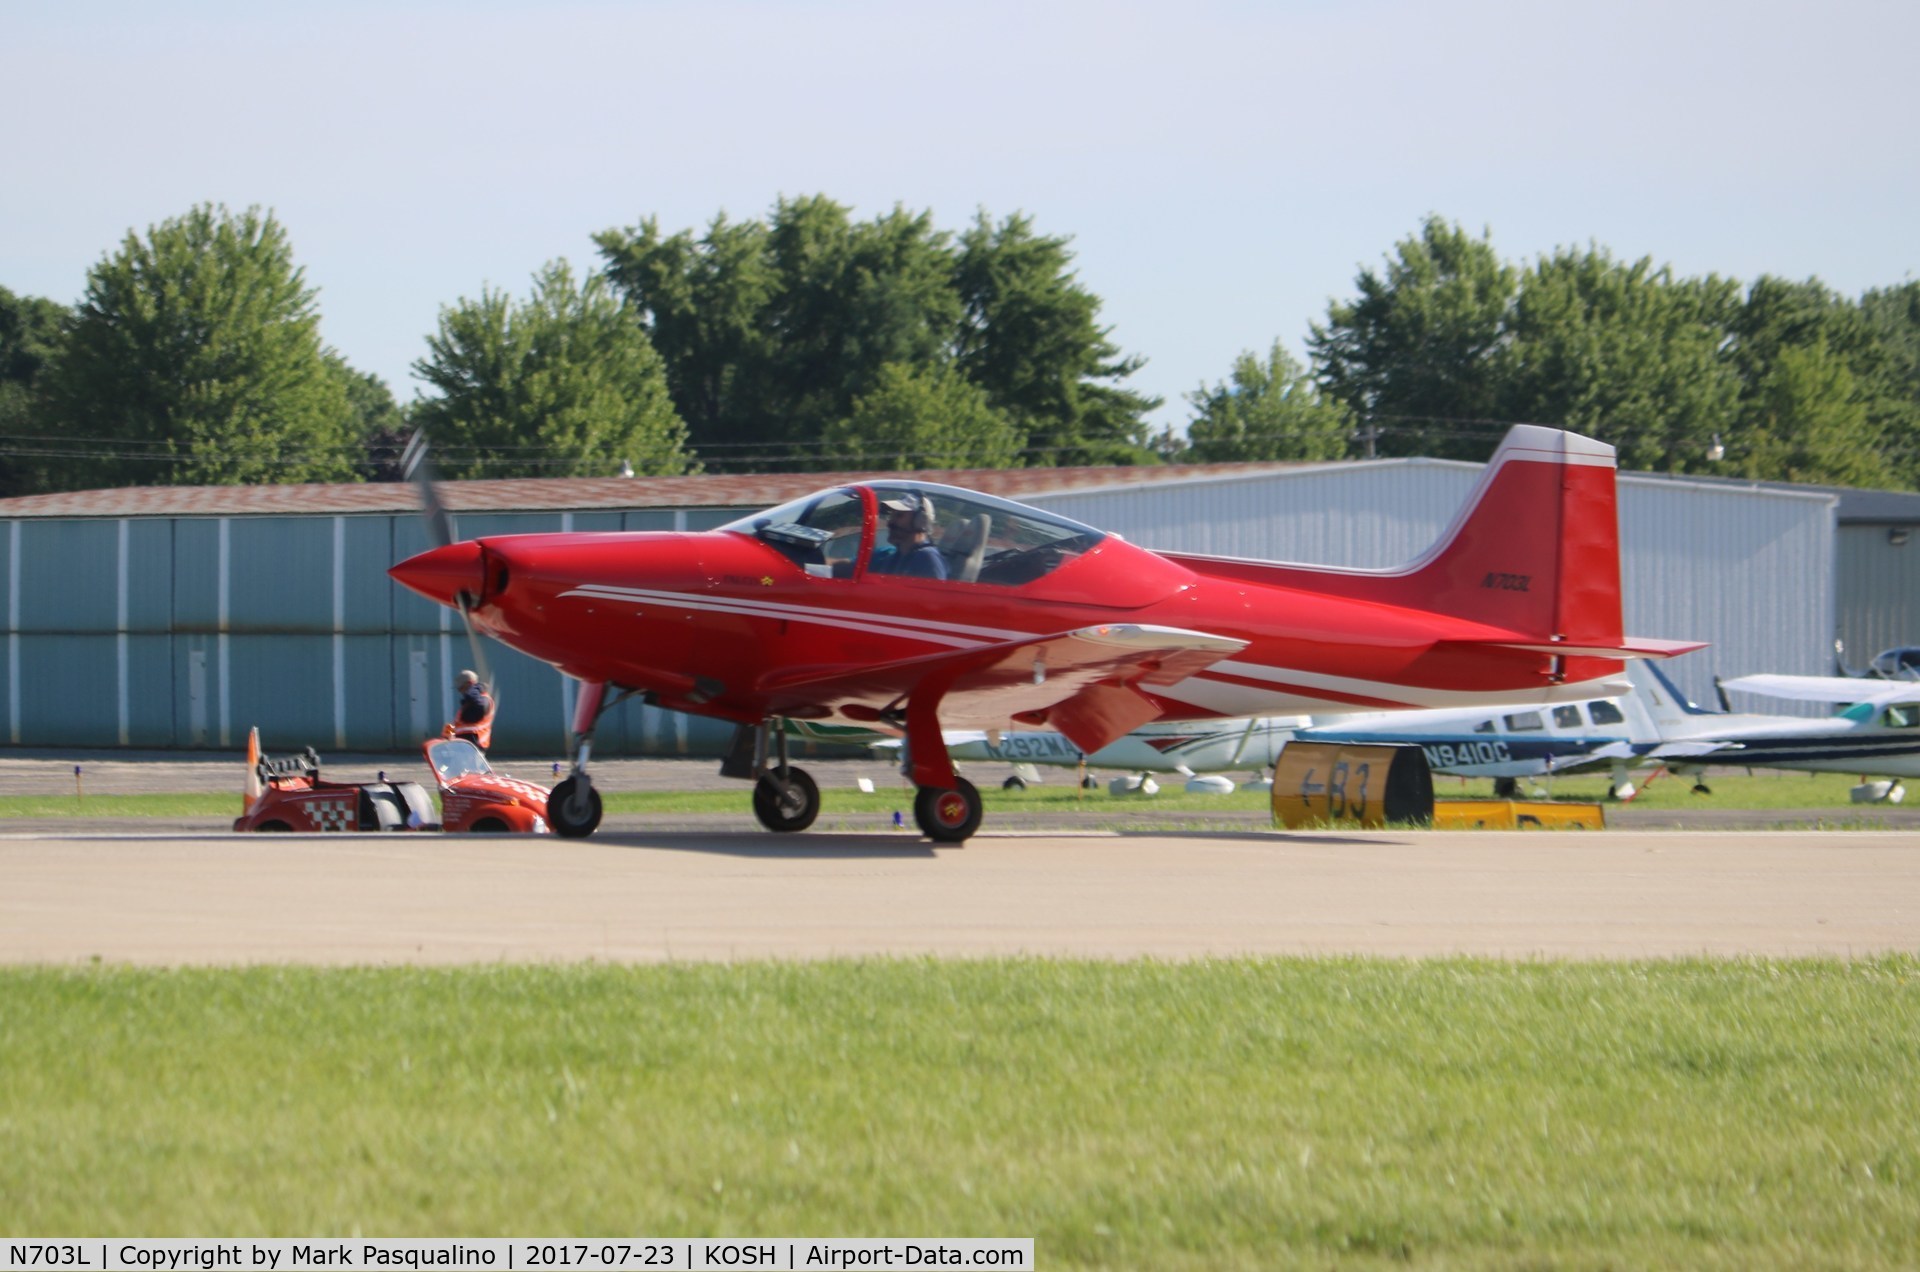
left=551, top=679, right=625, bottom=838
left=548, top=772, right=603, bottom=837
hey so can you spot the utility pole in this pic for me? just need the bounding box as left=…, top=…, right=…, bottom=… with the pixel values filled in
left=1352, top=421, right=1383, bottom=460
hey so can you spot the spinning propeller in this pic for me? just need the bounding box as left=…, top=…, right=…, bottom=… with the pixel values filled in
left=398, top=428, right=498, bottom=706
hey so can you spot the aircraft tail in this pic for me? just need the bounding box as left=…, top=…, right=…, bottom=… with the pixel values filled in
left=1631, top=659, right=1721, bottom=727
left=1386, top=425, right=1631, bottom=650
left=1171, top=425, right=1700, bottom=665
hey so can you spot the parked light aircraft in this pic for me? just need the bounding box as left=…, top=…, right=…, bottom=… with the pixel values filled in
left=1298, top=660, right=1920, bottom=800
left=845, top=715, right=1304, bottom=791
left=916, top=660, right=1920, bottom=804
left=389, top=425, right=1695, bottom=841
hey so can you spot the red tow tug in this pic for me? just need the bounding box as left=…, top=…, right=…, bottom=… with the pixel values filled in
left=233, top=725, right=552, bottom=834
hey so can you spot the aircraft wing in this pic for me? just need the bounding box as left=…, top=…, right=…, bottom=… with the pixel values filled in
left=1644, top=740, right=1740, bottom=759
left=760, top=624, right=1248, bottom=754
left=1540, top=741, right=1635, bottom=772
left=863, top=731, right=989, bottom=755
left=1720, top=674, right=1917, bottom=707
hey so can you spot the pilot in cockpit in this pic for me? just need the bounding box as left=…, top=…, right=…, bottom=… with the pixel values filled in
left=868, top=492, right=948, bottom=580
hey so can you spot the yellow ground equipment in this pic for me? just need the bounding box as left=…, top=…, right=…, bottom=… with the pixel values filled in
left=1431, top=800, right=1606, bottom=830
left=1271, top=742, right=1433, bottom=828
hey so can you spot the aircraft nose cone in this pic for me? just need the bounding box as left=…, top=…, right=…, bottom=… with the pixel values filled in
left=389, top=540, right=484, bottom=607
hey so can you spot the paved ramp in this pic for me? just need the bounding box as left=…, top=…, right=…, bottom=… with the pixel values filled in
left=3, top=829, right=1917, bottom=964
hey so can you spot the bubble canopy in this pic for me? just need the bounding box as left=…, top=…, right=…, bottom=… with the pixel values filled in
left=721, top=480, right=1108, bottom=587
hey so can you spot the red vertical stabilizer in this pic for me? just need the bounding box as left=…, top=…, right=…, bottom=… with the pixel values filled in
left=1393, top=425, right=1622, bottom=647
left=1169, top=425, right=1701, bottom=662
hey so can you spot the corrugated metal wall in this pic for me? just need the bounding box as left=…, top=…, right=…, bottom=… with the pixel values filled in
left=1835, top=525, right=1920, bottom=667
left=0, top=509, right=755, bottom=756
left=1030, top=464, right=1838, bottom=711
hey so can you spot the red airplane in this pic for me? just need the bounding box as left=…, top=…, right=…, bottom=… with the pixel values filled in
left=389, top=425, right=1699, bottom=841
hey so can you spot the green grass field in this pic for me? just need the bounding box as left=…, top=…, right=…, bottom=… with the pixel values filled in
left=0, top=767, right=1894, bottom=820
left=5, top=775, right=1915, bottom=1262
left=3, top=960, right=1916, bottom=1267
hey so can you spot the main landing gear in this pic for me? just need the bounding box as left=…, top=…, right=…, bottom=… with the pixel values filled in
left=734, top=698, right=985, bottom=842
left=558, top=685, right=988, bottom=842
left=898, top=691, right=981, bottom=843
left=914, top=776, right=983, bottom=843
left=724, top=719, right=822, bottom=834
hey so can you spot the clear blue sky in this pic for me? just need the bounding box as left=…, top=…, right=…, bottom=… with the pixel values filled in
left=5, top=0, right=1915, bottom=431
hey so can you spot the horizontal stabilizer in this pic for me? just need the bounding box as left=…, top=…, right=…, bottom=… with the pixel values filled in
left=1446, top=637, right=1707, bottom=660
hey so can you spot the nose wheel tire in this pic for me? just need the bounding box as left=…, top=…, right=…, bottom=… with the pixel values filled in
left=753, top=766, right=820, bottom=833
left=549, top=776, right=603, bottom=838
left=914, top=776, right=983, bottom=843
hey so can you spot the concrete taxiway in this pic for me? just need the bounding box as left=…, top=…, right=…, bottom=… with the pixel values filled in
left=3, top=829, right=1915, bottom=964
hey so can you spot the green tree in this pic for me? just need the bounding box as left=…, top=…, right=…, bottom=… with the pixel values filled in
left=1497, top=247, right=1743, bottom=473
left=1182, top=341, right=1353, bottom=462
left=1308, top=217, right=1516, bottom=459
left=411, top=259, right=692, bottom=478
left=597, top=197, right=1157, bottom=470
left=1728, top=277, right=1911, bottom=487
left=821, top=362, right=1021, bottom=470
left=1861, top=282, right=1920, bottom=484
left=40, top=204, right=357, bottom=487
left=953, top=211, right=1160, bottom=465
left=597, top=197, right=959, bottom=465
left=1861, top=282, right=1920, bottom=386
left=1735, top=339, right=1885, bottom=486
left=333, top=361, right=411, bottom=481
left=595, top=212, right=776, bottom=457
left=759, top=197, right=963, bottom=454
left=0, top=285, right=70, bottom=495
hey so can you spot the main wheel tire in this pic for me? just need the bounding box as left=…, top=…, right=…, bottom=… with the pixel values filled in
left=1002, top=774, right=1027, bottom=790
left=753, top=766, right=820, bottom=833
left=255, top=820, right=293, bottom=832
left=548, top=776, right=603, bottom=838
left=470, top=816, right=509, bottom=833
left=1492, top=777, right=1520, bottom=799
left=914, top=776, right=983, bottom=843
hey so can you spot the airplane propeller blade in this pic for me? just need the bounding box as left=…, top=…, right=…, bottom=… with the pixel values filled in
left=399, top=428, right=497, bottom=703
left=400, top=428, right=456, bottom=551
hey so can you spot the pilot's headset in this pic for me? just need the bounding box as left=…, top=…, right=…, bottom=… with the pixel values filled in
left=886, top=492, right=936, bottom=534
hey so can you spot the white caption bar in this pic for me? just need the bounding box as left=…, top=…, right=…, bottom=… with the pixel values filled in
left=0, top=1241, right=1033, bottom=1272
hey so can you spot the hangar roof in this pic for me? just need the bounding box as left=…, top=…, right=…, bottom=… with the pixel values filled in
left=0, top=461, right=1308, bottom=520
left=3, top=456, right=1902, bottom=523
left=1626, top=471, right=1920, bottom=524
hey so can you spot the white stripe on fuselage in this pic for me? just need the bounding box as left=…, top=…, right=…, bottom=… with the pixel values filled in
left=555, top=583, right=1627, bottom=712
left=558, top=583, right=1019, bottom=649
